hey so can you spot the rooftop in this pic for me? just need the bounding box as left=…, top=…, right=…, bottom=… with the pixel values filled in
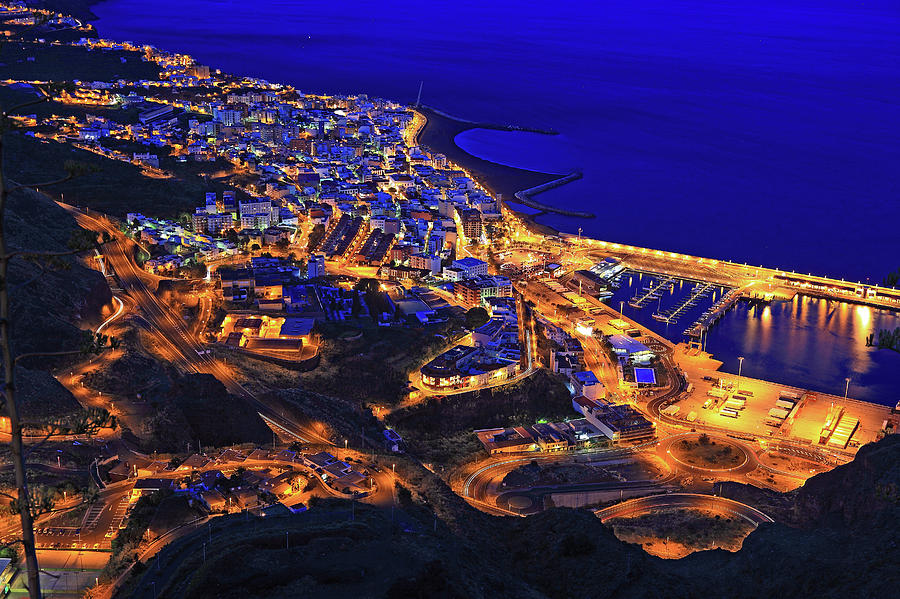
left=453, top=257, right=486, bottom=269
left=573, top=370, right=601, bottom=385
left=607, top=334, right=652, bottom=355
left=634, top=367, right=657, bottom=385
left=279, top=317, right=316, bottom=337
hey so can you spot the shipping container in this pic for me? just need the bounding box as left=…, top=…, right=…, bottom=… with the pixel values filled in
left=768, top=407, right=789, bottom=420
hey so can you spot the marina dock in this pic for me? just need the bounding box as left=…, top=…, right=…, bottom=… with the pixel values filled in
left=652, top=281, right=715, bottom=324
left=628, top=276, right=675, bottom=309
left=684, top=286, right=745, bottom=337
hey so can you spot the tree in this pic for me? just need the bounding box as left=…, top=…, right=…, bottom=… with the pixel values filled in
left=225, top=228, right=239, bottom=245
left=250, top=243, right=261, bottom=252
left=395, top=481, right=413, bottom=507
left=351, top=290, right=363, bottom=318
left=275, top=237, right=290, bottom=250
left=698, top=433, right=711, bottom=446
left=307, top=223, right=326, bottom=253
left=2, top=87, right=119, bottom=599
left=464, top=307, right=489, bottom=330
left=354, top=278, right=380, bottom=295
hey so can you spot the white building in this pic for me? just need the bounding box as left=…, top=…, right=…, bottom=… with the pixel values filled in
left=451, top=257, right=488, bottom=278
left=307, top=254, right=325, bottom=279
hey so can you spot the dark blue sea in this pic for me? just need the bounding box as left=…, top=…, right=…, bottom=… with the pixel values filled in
left=91, top=0, right=900, bottom=403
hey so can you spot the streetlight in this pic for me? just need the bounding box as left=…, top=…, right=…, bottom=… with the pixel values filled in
left=844, top=377, right=851, bottom=399
left=737, top=356, right=744, bottom=391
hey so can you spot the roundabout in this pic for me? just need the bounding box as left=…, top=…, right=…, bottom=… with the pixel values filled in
left=657, top=433, right=757, bottom=475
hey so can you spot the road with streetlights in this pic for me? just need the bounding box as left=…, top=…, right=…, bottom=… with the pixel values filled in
left=60, top=203, right=333, bottom=447
left=595, top=493, right=774, bottom=526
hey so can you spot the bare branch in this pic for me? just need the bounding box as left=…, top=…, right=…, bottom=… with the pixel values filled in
left=14, top=349, right=83, bottom=365
left=2, top=94, right=50, bottom=117
left=6, top=175, right=73, bottom=196
left=21, top=431, right=56, bottom=460
left=22, top=409, right=116, bottom=456
left=9, top=261, right=47, bottom=293
left=5, top=246, right=89, bottom=262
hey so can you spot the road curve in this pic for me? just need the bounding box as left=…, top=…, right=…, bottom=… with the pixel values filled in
left=95, top=294, right=124, bottom=334
left=61, top=204, right=333, bottom=446
left=595, top=492, right=774, bottom=526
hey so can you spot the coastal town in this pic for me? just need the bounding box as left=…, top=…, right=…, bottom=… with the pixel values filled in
left=0, top=2, right=899, bottom=598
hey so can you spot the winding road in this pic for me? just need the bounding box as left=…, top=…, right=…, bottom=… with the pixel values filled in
left=595, top=492, right=774, bottom=526
left=61, top=204, right=333, bottom=446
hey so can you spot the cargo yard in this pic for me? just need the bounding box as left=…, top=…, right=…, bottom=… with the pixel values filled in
left=661, top=347, right=894, bottom=453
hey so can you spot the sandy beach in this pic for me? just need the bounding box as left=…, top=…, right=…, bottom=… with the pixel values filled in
left=414, top=105, right=583, bottom=237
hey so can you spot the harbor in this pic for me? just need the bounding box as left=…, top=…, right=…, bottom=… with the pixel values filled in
left=602, top=270, right=900, bottom=406
left=669, top=346, right=895, bottom=457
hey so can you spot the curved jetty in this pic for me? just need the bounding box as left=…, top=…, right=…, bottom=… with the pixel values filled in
left=513, top=170, right=593, bottom=218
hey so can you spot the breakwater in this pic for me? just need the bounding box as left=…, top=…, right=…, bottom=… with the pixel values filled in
left=513, top=170, right=593, bottom=218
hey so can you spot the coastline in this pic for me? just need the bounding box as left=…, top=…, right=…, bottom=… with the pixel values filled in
left=40, top=0, right=589, bottom=234
left=32, top=0, right=102, bottom=21
left=413, top=105, right=593, bottom=236
left=23, top=1, right=900, bottom=406
left=420, top=105, right=558, bottom=135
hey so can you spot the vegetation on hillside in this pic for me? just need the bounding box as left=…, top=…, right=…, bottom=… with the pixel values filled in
left=387, top=371, right=573, bottom=466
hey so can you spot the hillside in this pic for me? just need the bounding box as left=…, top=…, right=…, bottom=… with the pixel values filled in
left=6, top=187, right=111, bottom=357
left=2, top=187, right=110, bottom=422
left=4, top=132, right=232, bottom=220
left=114, top=435, right=900, bottom=599
left=83, top=342, right=272, bottom=452
left=8, top=366, right=82, bottom=423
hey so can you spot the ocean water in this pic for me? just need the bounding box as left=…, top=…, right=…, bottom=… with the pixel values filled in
left=92, top=0, right=900, bottom=282
left=90, top=0, right=900, bottom=402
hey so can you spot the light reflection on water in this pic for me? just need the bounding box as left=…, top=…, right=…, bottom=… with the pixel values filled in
left=606, top=273, right=900, bottom=405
